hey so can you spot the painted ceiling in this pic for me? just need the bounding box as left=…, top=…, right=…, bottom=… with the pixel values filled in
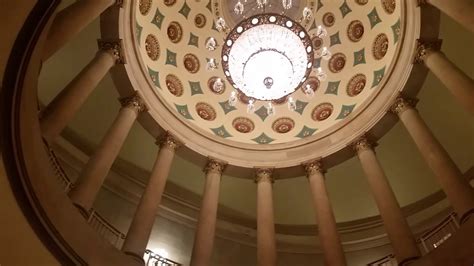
left=134, top=0, right=402, bottom=145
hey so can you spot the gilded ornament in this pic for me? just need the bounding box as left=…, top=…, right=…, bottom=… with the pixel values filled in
left=98, top=39, right=125, bottom=64
left=204, top=159, right=227, bottom=175
left=119, top=93, right=147, bottom=113
left=303, top=160, right=325, bottom=176
left=157, top=133, right=181, bottom=150
left=414, top=39, right=442, bottom=64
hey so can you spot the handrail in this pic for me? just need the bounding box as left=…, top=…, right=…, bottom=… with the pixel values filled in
left=43, top=140, right=126, bottom=249
left=87, top=209, right=126, bottom=249
left=144, top=249, right=181, bottom=266
left=43, top=139, right=73, bottom=192
left=368, top=212, right=460, bottom=265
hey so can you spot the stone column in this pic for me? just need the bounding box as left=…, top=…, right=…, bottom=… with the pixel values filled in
left=68, top=93, right=146, bottom=213
left=419, top=0, right=474, bottom=33
left=121, top=133, right=180, bottom=261
left=354, top=137, right=420, bottom=265
left=43, top=0, right=118, bottom=59
left=40, top=40, right=124, bottom=142
left=303, top=160, right=346, bottom=266
left=190, top=159, right=226, bottom=266
left=255, top=168, right=277, bottom=266
left=391, top=98, right=474, bottom=224
left=415, top=39, right=474, bottom=114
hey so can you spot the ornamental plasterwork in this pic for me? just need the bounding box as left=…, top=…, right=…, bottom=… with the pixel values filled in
left=302, top=159, right=325, bottom=177
left=204, top=159, right=227, bottom=175
left=352, top=136, right=373, bottom=153
left=97, top=39, right=126, bottom=64
left=414, top=39, right=442, bottom=64
left=119, top=92, right=148, bottom=113
left=134, top=0, right=403, bottom=145
left=157, top=132, right=182, bottom=151
left=255, top=168, right=274, bottom=183
left=389, top=97, right=417, bottom=115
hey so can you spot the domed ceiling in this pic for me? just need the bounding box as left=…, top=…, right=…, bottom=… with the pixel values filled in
left=134, top=0, right=402, bottom=145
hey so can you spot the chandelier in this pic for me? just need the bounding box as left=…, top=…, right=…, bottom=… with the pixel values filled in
left=206, top=0, right=330, bottom=116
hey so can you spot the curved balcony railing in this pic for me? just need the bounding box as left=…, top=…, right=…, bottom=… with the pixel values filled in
left=144, top=250, right=181, bottom=266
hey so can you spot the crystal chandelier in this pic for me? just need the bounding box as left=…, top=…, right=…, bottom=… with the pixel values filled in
left=207, top=0, right=330, bottom=116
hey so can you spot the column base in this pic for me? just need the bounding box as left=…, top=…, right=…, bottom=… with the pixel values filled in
left=460, top=208, right=474, bottom=225
left=123, top=251, right=145, bottom=264
left=399, top=256, right=421, bottom=266
left=73, top=203, right=90, bottom=219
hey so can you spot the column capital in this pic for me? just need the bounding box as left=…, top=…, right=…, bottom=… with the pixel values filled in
left=302, top=160, right=325, bottom=177
left=156, top=132, right=181, bottom=151
left=203, top=159, right=227, bottom=175
left=98, top=39, right=125, bottom=64
left=255, top=168, right=274, bottom=184
left=390, top=97, right=418, bottom=116
left=352, top=136, right=374, bottom=153
left=119, top=93, right=148, bottom=113
left=414, top=39, right=442, bottom=64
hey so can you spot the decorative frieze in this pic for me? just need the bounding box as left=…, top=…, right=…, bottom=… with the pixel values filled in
left=157, top=132, right=181, bottom=151
left=255, top=168, right=274, bottom=183
left=204, top=159, right=227, bottom=175
left=119, top=93, right=147, bottom=113
left=303, top=160, right=325, bottom=177
left=98, top=39, right=125, bottom=64
left=414, top=39, right=442, bottom=64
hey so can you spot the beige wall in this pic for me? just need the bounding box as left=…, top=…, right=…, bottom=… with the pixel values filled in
left=0, top=157, right=59, bottom=265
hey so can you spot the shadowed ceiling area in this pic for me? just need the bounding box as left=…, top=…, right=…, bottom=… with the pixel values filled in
left=38, top=0, right=474, bottom=225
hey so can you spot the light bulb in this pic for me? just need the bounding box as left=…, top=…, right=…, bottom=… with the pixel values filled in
left=282, top=0, right=292, bottom=9
left=288, top=96, right=297, bottom=111
left=266, top=102, right=275, bottom=116
left=206, top=58, right=218, bottom=71
left=316, top=25, right=327, bottom=38
left=234, top=1, right=244, bottom=15
left=247, top=99, right=255, bottom=113
left=229, top=91, right=237, bottom=106
left=205, top=37, right=217, bottom=51
left=321, top=47, right=332, bottom=60
left=316, top=67, right=327, bottom=81
left=303, top=7, right=312, bottom=20
left=216, top=17, right=226, bottom=32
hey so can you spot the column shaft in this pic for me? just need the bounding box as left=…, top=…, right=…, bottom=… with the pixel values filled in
left=424, top=51, right=474, bottom=114
left=427, top=0, right=474, bottom=33
left=44, top=0, right=116, bottom=59
left=68, top=96, right=144, bottom=211
left=256, top=169, right=276, bottom=266
left=394, top=101, right=474, bottom=221
left=356, top=140, right=420, bottom=264
left=305, top=162, right=346, bottom=266
left=190, top=160, right=225, bottom=266
left=122, top=135, right=179, bottom=258
left=40, top=49, right=116, bottom=142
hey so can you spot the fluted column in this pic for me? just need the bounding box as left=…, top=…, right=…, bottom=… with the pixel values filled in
left=391, top=98, right=474, bottom=224
left=354, top=137, right=420, bottom=265
left=190, top=159, right=226, bottom=266
left=415, top=39, right=474, bottom=114
left=303, top=160, right=346, bottom=266
left=43, top=0, right=119, bottom=59
left=122, top=133, right=180, bottom=261
left=40, top=40, right=124, bottom=142
left=68, top=94, right=146, bottom=213
left=255, top=168, right=276, bottom=266
left=419, top=0, right=474, bottom=33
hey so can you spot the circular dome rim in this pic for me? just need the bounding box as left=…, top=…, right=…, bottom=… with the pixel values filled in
left=106, top=0, right=431, bottom=170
